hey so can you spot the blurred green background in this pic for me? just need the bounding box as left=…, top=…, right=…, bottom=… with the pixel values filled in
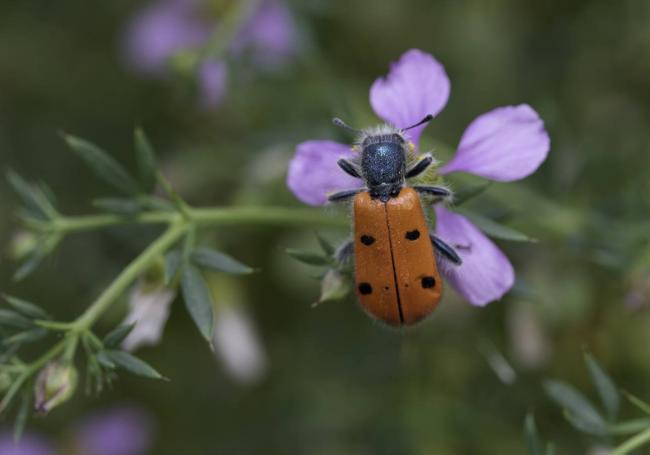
left=1, top=0, right=650, bottom=453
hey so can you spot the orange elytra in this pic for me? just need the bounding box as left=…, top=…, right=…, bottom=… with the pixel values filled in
left=327, top=115, right=462, bottom=326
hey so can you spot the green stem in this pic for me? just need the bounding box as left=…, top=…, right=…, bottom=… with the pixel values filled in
left=189, top=207, right=347, bottom=228
left=37, top=205, right=344, bottom=338
left=54, top=212, right=175, bottom=232
left=72, top=221, right=188, bottom=331
left=612, top=427, right=650, bottom=455
left=156, top=172, right=191, bottom=219
left=53, top=206, right=347, bottom=233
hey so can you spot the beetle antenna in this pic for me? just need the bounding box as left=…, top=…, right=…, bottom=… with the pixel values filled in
left=332, top=117, right=363, bottom=134
left=403, top=114, right=434, bottom=131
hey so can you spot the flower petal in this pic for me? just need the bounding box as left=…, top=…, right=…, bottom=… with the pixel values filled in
left=232, top=0, right=297, bottom=68
left=197, top=60, right=228, bottom=109
left=435, top=206, right=514, bottom=306
left=74, top=406, right=154, bottom=455
left=121, top=0, right=211, bottom=76
left=369, top=49, right=450, bottom=144
left=440, top=104, right=550, bottom=181
left=121, top=281, right=175, bottom=352
left=287, top=140, right=361, bottom=206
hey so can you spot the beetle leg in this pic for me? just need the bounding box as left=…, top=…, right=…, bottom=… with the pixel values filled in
left=412, top=185, right=453, bottom=202
left=405, top=154, right=433, bottom=178
left=429, top=233, right=462, bottom=266
left=328, top=188, right=363, bottom=203
left=337, top=159, right=362, bottom=178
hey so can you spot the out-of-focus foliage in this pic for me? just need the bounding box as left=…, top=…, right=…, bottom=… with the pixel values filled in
left=1, top=0, right=650, bottom=453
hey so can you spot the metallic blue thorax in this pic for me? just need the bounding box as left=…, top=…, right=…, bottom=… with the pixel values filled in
left=360, top=135, right=407, bottom=201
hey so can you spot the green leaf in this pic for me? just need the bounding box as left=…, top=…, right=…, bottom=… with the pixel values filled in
left=181, top=265, right=214, bottom=342
left=191, top=247, right=254, bottom=275
left=139, top=197, right=174, bottom=211
left=0, top=309, right=32, bottom=329
left=13, top=389, right=31, bottom=442
left=457, top=210, right=537, bottom=243
left=62, top=134, right=139, bottom=195
left=93, top=198, right=142, bottom=217
left=13, top=250, right=47, bottom=282
left=134, top=128, right=158, bottom=193
left=524, top=412, right=544, bottom=455
left=96, top=351, right=116, bottom=369
left=286, top=249, right=331, bottom=266
left=2, top=295, right=49, bottom=320
left=0, top=376, right=25, bottom=413
left=6, top=170, right=51, bottom=219
left=103, top=323, right=136, bottom=349
left=608, top=418, right=650, bottom=435
left=164, top=250, right=183, bottom=285
left=453, top=181, right=492, bottom=206
left=315, top=233, right=335, bottom=256
left=623, top=391, right=650, bottom=416
left=584, top=352, right=620, bottom=421
left=544, top=380, right=608, bottom=436
left=104, top=350, right=165, bottom=380
left=2, top=328, right=48, bottom=346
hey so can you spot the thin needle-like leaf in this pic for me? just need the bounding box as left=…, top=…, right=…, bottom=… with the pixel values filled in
left=181, top=265, right=214, bottom=342
left=62, top=133, right=139, bottom=195
left=584, top=352, right=620, bottom=420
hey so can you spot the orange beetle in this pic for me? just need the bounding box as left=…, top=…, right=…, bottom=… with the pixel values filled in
left=328, top=116, right=462, bottom=326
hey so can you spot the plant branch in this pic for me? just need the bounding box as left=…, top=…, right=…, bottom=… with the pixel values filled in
left=49, top=206, right=346, bottom=234
left=71, top=221, right=188, bottom=332
left=612, top=427, right=650, bottom=455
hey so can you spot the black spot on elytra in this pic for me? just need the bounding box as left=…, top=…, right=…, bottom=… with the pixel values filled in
left=360, top=235, right=375, bottom=246
left=358, top=282, right=372, bottom=295
left=421, top=276, right=436, bottom=289
left=405, top=229, right=420, bottom=241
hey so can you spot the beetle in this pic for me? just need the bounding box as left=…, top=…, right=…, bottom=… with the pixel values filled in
left=328, top=115, right=462, bottom=326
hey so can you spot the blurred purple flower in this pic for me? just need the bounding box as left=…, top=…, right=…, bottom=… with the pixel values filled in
left=197, top=60, right=228, bottom=109
left=122, top=0, right=211, bottom=76
left=0, top=406, right=153, bottom=455
left=73, top=406, right=154, bottom=455
left=122, top=0, right=297, bottom=109
left=0, top=433, right=55, bottom=455
left=230, top=0, right=297, bottom=68
left=286, top=49, right=550, bottom=306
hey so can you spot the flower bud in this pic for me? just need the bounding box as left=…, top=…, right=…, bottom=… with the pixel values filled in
left=316, top=269, right=352, bottom=306
left=7, top=230, right=38, bottom=261
left=140, top=255, right=167, bottom=292
left=34, top=361, right=78, bottom=414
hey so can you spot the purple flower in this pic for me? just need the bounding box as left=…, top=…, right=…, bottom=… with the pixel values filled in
left=0, top=406, right=153, bottom=455
left=122, top=0, right=297, bottom=109
left=73, top=406, right=154, bottom=455
left=286, top=49, right=550, bottom=306
left=0, top=433, right=55, bottom=455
